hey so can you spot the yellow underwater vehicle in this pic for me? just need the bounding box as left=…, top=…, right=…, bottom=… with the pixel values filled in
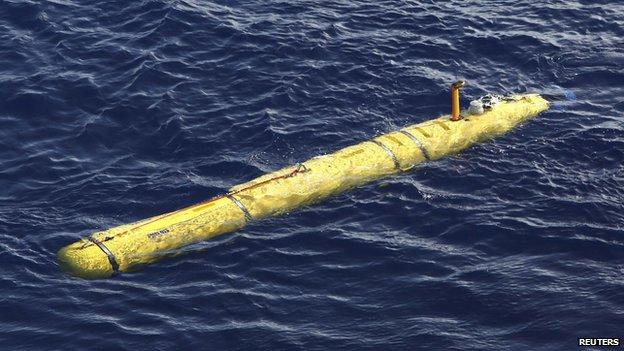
left=58, top=82, right=549, bottom=278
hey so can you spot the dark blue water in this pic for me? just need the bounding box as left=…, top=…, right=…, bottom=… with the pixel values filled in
left=1, top=0, right=623, bottom=350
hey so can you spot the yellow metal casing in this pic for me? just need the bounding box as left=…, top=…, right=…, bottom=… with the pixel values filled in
left=58, top=94, right=549, bottom=278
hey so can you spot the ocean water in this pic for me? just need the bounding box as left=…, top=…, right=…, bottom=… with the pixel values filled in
left=1, top=0, right=623, bottom=350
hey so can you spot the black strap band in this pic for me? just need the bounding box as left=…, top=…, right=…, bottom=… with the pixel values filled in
left=227, top=194, right=253, bottom=221
left=87, top=236, right=120, bottom=273
left=369, top=140, right=401, bottom=170
left=398, top=130, right=431, bottom=161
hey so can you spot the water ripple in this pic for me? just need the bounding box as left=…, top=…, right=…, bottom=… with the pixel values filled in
left=1, top=0, right=623, bottom=350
